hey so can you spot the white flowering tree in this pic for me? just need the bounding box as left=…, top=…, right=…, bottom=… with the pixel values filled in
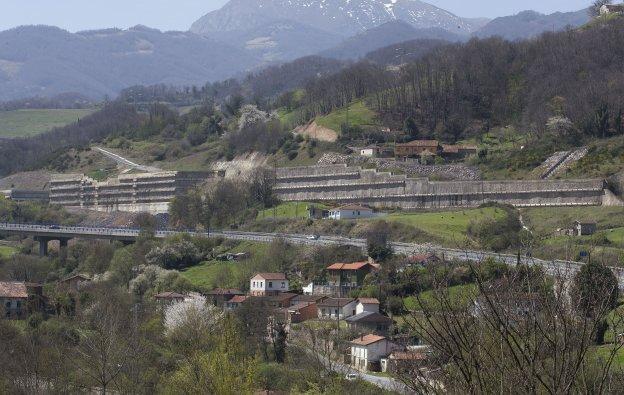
left=164, top=296, right=224, bottom=352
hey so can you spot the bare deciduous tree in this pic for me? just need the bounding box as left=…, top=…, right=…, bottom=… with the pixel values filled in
left=398, top=262, right=624, bottom=394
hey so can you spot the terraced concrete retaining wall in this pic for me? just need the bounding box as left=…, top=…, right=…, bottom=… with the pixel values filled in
left=274, top=165, right=606, bottom=209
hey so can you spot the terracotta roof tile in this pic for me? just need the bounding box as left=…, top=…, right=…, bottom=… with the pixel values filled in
left=351, top=334, right=386, bottom=346
left=154, top=292, right=185, bottom=299
left=357, top=298, right=380, bottom=305
left=229, top=295, right=249, bottom=303
left=0, top=282, right=28, bottom=299
left=252, top=273, right=287, bottom=280
left=327, top=262, right=372, bottom=271
left=397, top=140, right=439, bottom=147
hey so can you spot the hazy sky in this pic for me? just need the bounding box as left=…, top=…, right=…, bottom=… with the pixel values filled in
left=0, top=0, right=592, bottom=32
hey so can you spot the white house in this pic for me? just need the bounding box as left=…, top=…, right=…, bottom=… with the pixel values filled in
left=601, top=4, right=624, bottom=15
left=350, top=334, right=401, bottom=372
left=250, top=273, right=289, bottom=296
left=317, top=298, right=358, bottom=319
left=328, top=205, right=374, bottom=220
left=356, top=298, right=380, bottom=314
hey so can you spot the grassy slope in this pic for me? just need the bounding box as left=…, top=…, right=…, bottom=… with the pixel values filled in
left=315, top=101, right=378, bottom=132
left=521, top=206, right=624, bottom=235
left=0, top=109, right=94, bottom=138
left=404, top=284, right=477, bottom=311
left=181, top=242, right=268, bottom=291
left=522, top=206, right=624, bottom=264
left=0, top=245, right=16, bottom=258
left=257, top=202, right=330, bottom=220
left=383, top=207, right=507, bottom=246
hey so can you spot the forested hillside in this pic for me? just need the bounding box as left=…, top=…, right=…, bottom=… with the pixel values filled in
left=5, top=18, right=624, bottom=180
left=283, top=17, right=624, bottom=142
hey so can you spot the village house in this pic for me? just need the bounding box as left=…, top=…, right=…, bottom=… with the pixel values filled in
left=326, top=261, right=377, bottom=295
left=395, top=139, right=477, bottom=161
left=250, top=273, right=289, bottom=296
left=556, top=220, right=597, bottom=237
left=327, top=204, right=374, bottom=220
left=381, top=347, right=433, bottom=374
left=206, top=288, right=244, bottom=307
left=574, top=220, right=597, bottom=236
left=350, top=334, right=401, bottom=372
left=0, top=281, right=29, bottom=319
left=601, top=3, right=624, bottom=15
left=255, top=292, right=298, bottom=309
left=290, top=294, right=327, bottom=307
left=359, top=145, right=394, bottom=158
left=154, top=292, right=186, bottom=304
left=395, top=140, right=442, bottom=158
left=225, top=295, right=249, bottom=310
left=278, top=302, right=320, bottom=323
left=317, top=297, right=358, bottom=320
left=346, top=311, right=393, bottom=335
left=356, top=298, right=380, bottom=314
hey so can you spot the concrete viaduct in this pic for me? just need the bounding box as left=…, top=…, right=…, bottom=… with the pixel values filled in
left=1, top=222, right=623, bottom=287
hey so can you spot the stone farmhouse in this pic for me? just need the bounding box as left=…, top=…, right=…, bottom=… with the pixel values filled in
left=0, top=281, right=29, bottom=319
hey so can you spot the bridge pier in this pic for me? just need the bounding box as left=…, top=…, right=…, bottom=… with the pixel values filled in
left=59, top=238, right=69, bottom=262
left=34, top=236, right=71, bottom=261
left=34, top=236, right=50, bottom=257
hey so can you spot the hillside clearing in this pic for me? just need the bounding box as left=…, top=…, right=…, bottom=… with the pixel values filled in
left=0, top=109, right=95, bottom=138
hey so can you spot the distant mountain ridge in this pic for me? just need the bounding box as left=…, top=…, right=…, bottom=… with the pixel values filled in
left=475, top=9, right=590, bottom=40
left=191, top=0, right=487, bottom=37
left=320, top=20, right=463, bottom=60
left=0, top=2, right=596, bottom=101
left=0, top=25, right=259, bottom=100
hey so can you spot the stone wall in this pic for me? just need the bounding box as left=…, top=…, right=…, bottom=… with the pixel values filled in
left=50, top=171, right=218, bottom=214
left=274, top=165, right=606, bottom=209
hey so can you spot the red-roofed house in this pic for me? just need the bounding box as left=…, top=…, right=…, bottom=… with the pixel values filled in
left=225, top=295, right=249, bottom=310
left=350, top=334, right=401, bottom=372
left=395, top=140, right=442, bottom=158
left=154, top=292, right=185, bottom=304
left=0, top=281, right=28, bottom=319
left=250, top=273, right=289, bottom=296
left=281, top=302, right=319, bottom=323
left=327, top=262, right=377, bottom=295
left=207, top=288, right=244, bottom=306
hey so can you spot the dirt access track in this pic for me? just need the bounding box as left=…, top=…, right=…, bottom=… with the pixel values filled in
left=294, top=121, right=338, bottom=142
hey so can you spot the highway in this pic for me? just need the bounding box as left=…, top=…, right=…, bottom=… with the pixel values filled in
left=1, top=222, right=623, bottom=286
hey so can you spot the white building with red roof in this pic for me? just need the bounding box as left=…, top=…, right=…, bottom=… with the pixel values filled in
left=350, top=334, right=401, bottom=372
left=250, top=273, right=289, bottom=296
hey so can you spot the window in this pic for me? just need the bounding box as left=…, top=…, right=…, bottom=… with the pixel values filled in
left=281, top=282, right=285, bottom=288
left=268, top=281, right=273, bottom=288
left=334, top=308, right=339, bottom=316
